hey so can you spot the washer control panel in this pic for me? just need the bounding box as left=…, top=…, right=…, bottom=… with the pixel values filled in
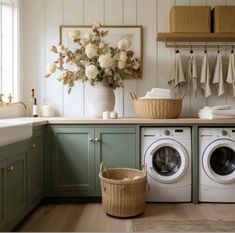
left=141, top=127, right=191, bottom=139
left=200, top=128, right=235, bottom=138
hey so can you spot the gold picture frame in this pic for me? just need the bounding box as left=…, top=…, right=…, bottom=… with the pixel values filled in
left=59, top=25, right=143, bottom=79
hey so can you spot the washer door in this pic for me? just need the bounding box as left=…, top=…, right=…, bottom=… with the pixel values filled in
left=203, top=139, right=235, bottom=184
left=144, top=139, right=189, bottom=184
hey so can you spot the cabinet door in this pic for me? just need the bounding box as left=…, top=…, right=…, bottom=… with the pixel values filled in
left=0, top=160, right=6, bottom=230
left=27, top=130, right=44, bottom=207
left=95, top=127, right=139, bottom=191
left=7, top=152, right=27, bottom=224
left=51, top=127, right=95, bottom=195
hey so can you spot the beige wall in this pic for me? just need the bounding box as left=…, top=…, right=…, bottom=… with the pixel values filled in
left=20, top=0, right=235, bottom=117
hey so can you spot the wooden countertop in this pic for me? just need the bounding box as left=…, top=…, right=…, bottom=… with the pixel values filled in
left=2, top=117, right=235, bottom=126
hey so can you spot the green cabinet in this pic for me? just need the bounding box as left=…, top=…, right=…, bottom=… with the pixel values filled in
left=51, top=127, right=95, bottom=195
left=50, top=125, right=139, bottom=196
left=27, top=129, right=44, bottom=207
left=0, top=160, right=6, bottom=230
left=6, top=152, right=27, bottom=224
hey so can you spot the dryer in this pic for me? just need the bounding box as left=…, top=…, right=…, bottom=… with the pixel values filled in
left=141, top=127, right=191, bottom=202
left=199, top=128, right=235, bottom=202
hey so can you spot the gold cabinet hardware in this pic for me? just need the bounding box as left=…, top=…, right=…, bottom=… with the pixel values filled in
left=95, top=138, right=100, bottom=143
left=32, top=144, right=36, bottom=149
left=8, top=166, right=14, bottom=172
left=89, top=138, right=94, bottom=142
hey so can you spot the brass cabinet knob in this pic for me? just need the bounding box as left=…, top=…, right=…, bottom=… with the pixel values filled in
left=95, top=138, right=100, bottom=143
left=8, top=166, right=14, bottom=172
left=32, top=144, right=36, bottom=149
left=89, top=138, right=94, bottom=142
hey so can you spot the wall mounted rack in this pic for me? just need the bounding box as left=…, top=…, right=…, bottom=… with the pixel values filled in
left=157, top=32, right=235, bottom=49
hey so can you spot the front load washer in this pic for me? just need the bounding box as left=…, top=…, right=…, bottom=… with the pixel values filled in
left=141, top=127, right=191, bottom=202
left=199, top=128, right=235, bottom=202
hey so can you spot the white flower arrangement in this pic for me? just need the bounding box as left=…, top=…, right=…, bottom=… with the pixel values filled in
left=46, top=22, right=141, bottom=93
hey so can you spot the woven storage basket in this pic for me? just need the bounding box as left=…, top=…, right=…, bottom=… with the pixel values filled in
left=212, top=6, right=235, bottom=33
left=130, top=92, right=182, bottom=119
left=99, top=162, right=147, bottom=218
left=170, top=6, right=211, bottom=33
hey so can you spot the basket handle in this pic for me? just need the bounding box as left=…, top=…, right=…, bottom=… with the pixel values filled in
left=129, top=92, right=137, bottom=101
left=141, top=164, right=147, bottom=175
left=100, top=162, right=107, bottom=175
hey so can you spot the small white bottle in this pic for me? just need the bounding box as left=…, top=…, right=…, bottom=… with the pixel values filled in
left=33, top=98, right=38, bottom=117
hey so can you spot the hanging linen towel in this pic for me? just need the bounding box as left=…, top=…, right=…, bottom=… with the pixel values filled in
left=200, top=52, right=212, bottom=98
left=168, top=51, right=186, bottom=98
left=212, top=52, right=224, bottom=96
left=226, top=52, right=235, bottom=97
left=187, top=53, right=198, bottom=97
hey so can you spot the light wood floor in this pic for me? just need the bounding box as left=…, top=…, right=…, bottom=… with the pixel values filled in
left=16, top=202, right=235, bottom=232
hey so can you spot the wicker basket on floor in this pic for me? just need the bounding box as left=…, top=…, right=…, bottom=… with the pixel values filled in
left=130, top=92, right=182, bottom=119
left=99, top=162, right=147, bottom=218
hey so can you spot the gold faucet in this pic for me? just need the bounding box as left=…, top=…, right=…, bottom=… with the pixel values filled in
left=0, top=93, right=27, bottom=109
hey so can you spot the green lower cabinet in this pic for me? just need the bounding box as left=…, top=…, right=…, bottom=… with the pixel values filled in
left=51, top=127, right=95, bottom=196
left=27, top=129, right=44, bottom=207
left=6, top=152, right=27, bottom=225
left=0, top=161, right=7, bottom=230
left=50, top=125, right=139, bottom=196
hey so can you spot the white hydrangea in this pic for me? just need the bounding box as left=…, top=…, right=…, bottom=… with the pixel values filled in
left=118, top=61, right=125, bottom=70
left=47, top=63, right=57, bottom=73
left=85, top=65, right=99, bottom=80
left=68, top=29, right=81, bottom=40
left=58, top=44, right=68, bottom=54
left=85, top=43, right=98, bottom=59
left=117, top=38, right=131, bottom=50
left=83, top=32, right=92, bottom=41
left=119, top=51, right=127, bottom=63
left=98, top=53, right=113, bottom=68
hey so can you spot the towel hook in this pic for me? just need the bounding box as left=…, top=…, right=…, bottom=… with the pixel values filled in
left=175, top=45, right=179, bottom=53
left=204, top=44, right=207, bottom=54
left=190, top=45, right=193, bottom=54
left=217, top=45, right=220, bottom=53
left=232, top=45, right=234, bottom=54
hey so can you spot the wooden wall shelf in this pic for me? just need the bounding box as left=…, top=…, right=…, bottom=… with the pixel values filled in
left=157, top=33, right=235, bottom=42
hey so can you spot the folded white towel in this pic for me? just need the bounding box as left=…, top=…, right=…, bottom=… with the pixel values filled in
left=145, top=88, right=172, bottom=98
left=200, top=52, right=212, bottom=98
left=226, top=52, right=235, bottom=97
left=199, top=109, right=235, bottom=116
left=151, top=88, right=171, bottom=95
left=198, top=113, right=235, bottom=119
left=139, top=96, right=172, bottom=100
left=168, top=52, right=186, bottom=98
left=212, top=53, right=224, bottom=96
left=203, top=105, right=231, bottom=110
left=187, top=53, right=198, bottom=98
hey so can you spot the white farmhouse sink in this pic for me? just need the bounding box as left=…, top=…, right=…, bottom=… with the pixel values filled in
left=0, top=121, right=32, bottom=147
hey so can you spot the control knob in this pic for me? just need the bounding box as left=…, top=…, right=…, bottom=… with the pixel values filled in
left=164, top=130, right=170, bottom=136
left=221, top=130, right=228, bottom=136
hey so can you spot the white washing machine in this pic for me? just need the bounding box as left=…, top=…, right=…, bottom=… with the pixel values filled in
left=141, top=127, right=191, bottom=202
left=199, top=128, right=235, bottom=202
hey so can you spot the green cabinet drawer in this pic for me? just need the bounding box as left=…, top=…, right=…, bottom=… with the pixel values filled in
left=0, top=160, right=6, bottom=230
left=51, top=127, right=95, bottom=195
left=27, top=129, right=44, bottom=207
left=6, top=152, right=27, bottom=224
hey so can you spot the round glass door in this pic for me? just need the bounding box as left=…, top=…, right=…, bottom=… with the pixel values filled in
left=203, top=139, right=235, bottom=184
left=152, top=146, right=182, bottom=176
left=144, top=139, right=189, bottom=184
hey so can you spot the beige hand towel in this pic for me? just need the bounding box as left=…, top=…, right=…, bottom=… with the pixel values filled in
left=226, top=52, right=235, bottom=97
left=187, top=53, right=198, bottom=97
left=212, top=53, right=224, bottom=96
left=200, top=52, right=211, bottom=98
left=168, top=52, right=186, bottom=97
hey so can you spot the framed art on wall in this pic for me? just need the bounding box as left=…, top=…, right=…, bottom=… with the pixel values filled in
left=59, top=25, right=143, bottom=79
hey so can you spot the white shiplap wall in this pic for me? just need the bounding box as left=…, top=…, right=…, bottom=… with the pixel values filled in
left=20, top=0, right=235, bottom=117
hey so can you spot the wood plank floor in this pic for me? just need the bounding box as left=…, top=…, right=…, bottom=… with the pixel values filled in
left=16, top=203, right=235, bottom=232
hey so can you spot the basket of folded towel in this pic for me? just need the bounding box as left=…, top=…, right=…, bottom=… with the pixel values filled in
left=130, top=88, right=182, bottom=119
left=99, top=162, right=147, bottom=217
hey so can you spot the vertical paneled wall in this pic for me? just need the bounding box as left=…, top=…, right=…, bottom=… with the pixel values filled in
left=20, top=0, right=235, bottom=117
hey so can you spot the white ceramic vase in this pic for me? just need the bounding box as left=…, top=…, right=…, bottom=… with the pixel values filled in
left=86, top=82, right=115, bottom=118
